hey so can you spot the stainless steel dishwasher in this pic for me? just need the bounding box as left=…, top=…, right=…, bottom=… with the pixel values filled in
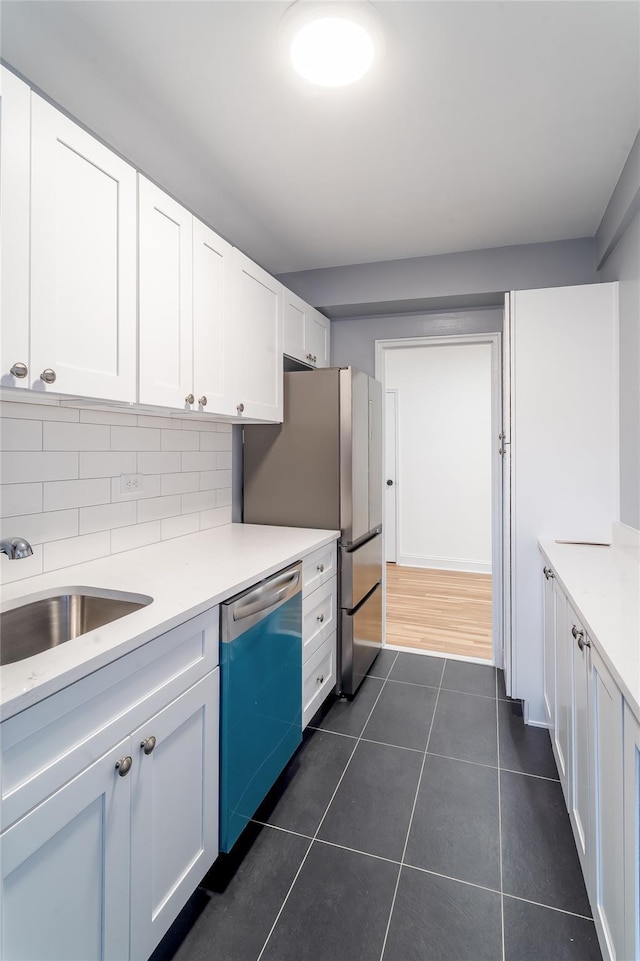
left=219, top=562, right=302, bottom=852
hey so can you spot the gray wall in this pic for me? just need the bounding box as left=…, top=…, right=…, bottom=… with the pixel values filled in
left=331, top=308, right=502, bottom=377
left=596, top=133, right=640, bottom=530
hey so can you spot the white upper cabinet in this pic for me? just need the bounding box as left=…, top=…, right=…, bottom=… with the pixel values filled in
left=192, top=218, right=233, bottom=414
left=229, top=249, right=283, bottom=422
left=30, top=94, right=137, bottom=401
left=138, top=177, right=193, bottom=409
left=283, top=288, right=330, bottom=368
left=0, top=68, right=30, bottom=389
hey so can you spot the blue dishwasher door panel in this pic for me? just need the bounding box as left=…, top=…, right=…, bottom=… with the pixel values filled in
left=220, top=591, right=302, bottom=852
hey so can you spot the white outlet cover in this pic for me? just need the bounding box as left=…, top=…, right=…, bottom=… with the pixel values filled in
left=120, top=473, right=143, bottom=494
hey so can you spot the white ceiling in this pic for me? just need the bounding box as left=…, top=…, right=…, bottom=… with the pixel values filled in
left=1, top=1, right=639, bottom=275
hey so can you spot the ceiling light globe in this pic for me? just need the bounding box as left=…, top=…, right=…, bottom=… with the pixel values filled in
left=290, top=16, right=375, bottom=87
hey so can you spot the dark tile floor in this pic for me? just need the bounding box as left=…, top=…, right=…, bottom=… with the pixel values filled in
left=152, top=652, right=602, bottom=961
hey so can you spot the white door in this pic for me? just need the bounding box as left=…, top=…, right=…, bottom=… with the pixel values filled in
left=384, top=389, right=398, bottom=563
left=139, top=176, right=193, bottom=409
left=30, top=95, right=137, bottom=401
left=229, top=249, right=283, bottom=422
left=0, top=739, right=131, bottom=961
left=502, top=294, right=513, bottom=695
left=623, top=702, right=640, bottom=961
left=0, top=68, right=30, bottom=389
left=192, top=218, right=233, bottom=414
left=129, top=673, right=219, bottom=961
left=568, top=605, right=590, bottom=876
left=307, top=309, right=330, bottom=368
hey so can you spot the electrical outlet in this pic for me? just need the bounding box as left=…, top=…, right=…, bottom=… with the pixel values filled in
left=120, top=473, right=143, bottom=494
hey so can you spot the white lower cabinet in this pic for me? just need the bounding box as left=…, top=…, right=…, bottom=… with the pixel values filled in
left=0, top=611, right=220, bottom=961
left=301, top=544, right=338, bottom=727
left=542, top=565, right=556, bottom=729
left=568, top=604, right=591, bottom=876
left=303, top=633, right=337, bottom=728
left=552, top=576, right=570, bottom=793
left=623, top=704, right=640, bottom=961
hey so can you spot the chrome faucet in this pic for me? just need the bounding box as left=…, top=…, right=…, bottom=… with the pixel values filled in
left=0, top=537, right=34, bottom=560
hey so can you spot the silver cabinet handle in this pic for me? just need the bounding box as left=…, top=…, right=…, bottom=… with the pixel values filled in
left=317, top=563, right=325, bottom=573
left=571, top=625, right=590, bottom=650
left=317, top=674, right=324, bottom=684
left=543, top=567, right=554, bottom=580
left=115, top=756, right=132, bottom=777
left=140, top=736, right=156, bottom=755
left=40, top=368, right=56, bottom=384
left=186, top=393, right=194, bottom=405
left=237, top=402, right=244, bottom=414
left=317, top=613, right=325, bottom=623
left=198, top=395, right=207, bottom=407
left=10, top=362, right=28, bottom=378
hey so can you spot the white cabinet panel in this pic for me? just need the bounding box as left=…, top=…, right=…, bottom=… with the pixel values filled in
left=302, top=576, right=337, bottom=662
left=283, top=289, right=307, bottom=364
left=623, top=703, right=640, bottom=961
left=230, top=249, right=283, bottom=421
left=30, top=95, right=137, bottom=401
left=303, top=632, right=337, bottom=728
left=553, top=578, right=570, bottom=793
left=0, top=68, right=30, bottom=389
left=542, top=565, right=556, bottom=728
left=139, top=177, right=193, bottom=408
left=308, top=309, right=330, bottom=368
left=568, top=604, right=590, bottom=875
left=130, top=671, right=219, bottom=961
left=192, top=218, right=233, bottom=414
left=1, top=739, right=131, bottom=961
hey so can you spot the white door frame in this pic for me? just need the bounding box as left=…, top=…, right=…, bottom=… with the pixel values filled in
left=375, top=333, right=504, bottom=668
left=384, top=388, right=399, bottom=563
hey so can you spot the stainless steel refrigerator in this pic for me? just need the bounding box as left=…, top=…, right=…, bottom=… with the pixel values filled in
left=243, top=367, right=383, bottom=696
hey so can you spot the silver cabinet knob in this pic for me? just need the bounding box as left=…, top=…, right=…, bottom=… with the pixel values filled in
left=10, top=362, right=28, bottom=379
left=237, top=402, right=245, bottom=414
left=317, top=563, right=325, bottom=573
left=313, top=355, right=317, bottom=363
left=543, top=566, right=554, bottom=580
left=571, top=625, right=590, bottom=650
left=40, top=368, right=57, bottom=384
left=115, top=756, right=133, bottom=777
left=317, top=613, right=325, bottom=623
left=140, top=736, right=156, bottom=755
left=198, top=395, right=207, bottom=407
left=185, top=393, right=195, bottom=405
left=317, top=674, right=324, bottom=684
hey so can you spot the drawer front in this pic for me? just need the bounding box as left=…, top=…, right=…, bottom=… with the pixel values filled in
left=302, top=632, right=336, bottom=728
left=302, top=577, right=336, bottom=662
left=302, top=543, right=337, bottom=597
left=1, top=608, right=218, bottom=831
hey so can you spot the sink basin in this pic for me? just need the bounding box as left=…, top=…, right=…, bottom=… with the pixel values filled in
left=0, top=590, right=153, bottom=666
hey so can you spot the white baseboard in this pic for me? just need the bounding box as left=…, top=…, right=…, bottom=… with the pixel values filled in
left=398, top=553, right=491, bottom=575
left=612, top=521, right=640, bottom=561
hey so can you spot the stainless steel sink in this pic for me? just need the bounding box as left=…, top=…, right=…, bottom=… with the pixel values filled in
left=0, top=590, right=153, bottom=666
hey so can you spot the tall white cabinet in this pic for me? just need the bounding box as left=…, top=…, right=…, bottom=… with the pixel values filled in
left=504, top=283, right=619, bottom=722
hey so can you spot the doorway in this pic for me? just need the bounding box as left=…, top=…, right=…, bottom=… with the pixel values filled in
left=376, top=335, right=502, bottom=666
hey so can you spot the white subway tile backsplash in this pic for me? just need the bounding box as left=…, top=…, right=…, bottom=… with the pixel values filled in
left=216, top=488, right=232, bottom=508
left=217, top=423, right=232, bottom=433
left=0, top=400, right=79, bottom=422
left=161, top=429, right=199, bottom=451
left=111, top=473, right=161, bottom=503
left=200, top=506, right=232, bottom=530
left=43, top=421, right=110, bottom=451
left=80, top=451, right=137, bottom=479
left=200, top=470, right=232, bottom=491
left=79, top=501, right=137, bottom=535
left=161, top=513, right=200, bottom=541
left=137, top=414, right=178, bottom=430
left=137, top=494, right=182, bottom=524
left=1, top=451, right=78, bottom=484
left=216, top=451, right=232, bottom=470
left=182, top=451, right=217, bottom=472
left=0, top=509, right=78, bottom=545
left=44, top=531, right=111, bottom=572
left=44, top=478, right=111, bottom=511
left=181, top=490, right=216, bottom=514
left=161, top=472, right=200, bottom=496
left=1, top=545, right=44, bottom=583
left=0, top=482, right=43, bottom=517
left=111, top=521, right=161, bottom=554
left=80, top=409, right=139, bottom=426
left=138, top=451, right=182, bottom=475
left=200, top=431, right=231, bottom=452
left=0, top=418, right=43, bottom=450
left=111, top=426, right=161, bottom=450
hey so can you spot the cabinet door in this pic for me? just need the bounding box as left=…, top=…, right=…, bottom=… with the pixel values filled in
left=0, top=68, right=30, bottom=389
left=139, top=176, right=193, bottom=408
left=283, top=288, right=308, bottom=364
left=307, top=309, right=330, bottom=368
left=568, top=604, right=590, bottom=876
left=229, top=249, right=283, bottom=422
left=192, top=218, right=234, bottom=414
left=129, top=671, right=219, bottom=961
left=589, top=647, right=625, bottom=961
left=30, top=95, right=137, bottom=401
left=0, top=738, right=131, bottom=961
left=624, top=704, right=640, bottom=961
left=553, top=580, right=570, bottom=794
left=542, top=566, right=556, bottom=729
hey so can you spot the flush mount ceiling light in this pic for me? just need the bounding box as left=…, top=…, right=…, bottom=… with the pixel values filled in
left=281, top=2, right=384, bottom=88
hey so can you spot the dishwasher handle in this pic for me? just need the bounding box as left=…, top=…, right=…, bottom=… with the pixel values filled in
left=232, top=569, right=300, bottom=622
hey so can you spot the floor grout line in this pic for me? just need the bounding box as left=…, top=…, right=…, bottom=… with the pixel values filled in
left=502, top=891, right=595, bottom=922
left=377, top=657, right=447, bottom=961
left=255, top=651, right=399, bottom=961
left=496, top=668, right=506, bottom=961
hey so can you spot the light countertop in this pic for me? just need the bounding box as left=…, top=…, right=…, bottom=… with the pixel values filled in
left=0, top=523, right=339, bottom=720
left=538, top=538, right=640, bottom=721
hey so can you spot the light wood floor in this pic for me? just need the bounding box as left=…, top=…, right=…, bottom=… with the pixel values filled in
left=385, top=563, right=493, bottom=660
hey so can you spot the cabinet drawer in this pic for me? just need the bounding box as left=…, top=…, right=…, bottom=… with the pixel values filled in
left=303, top=577, right=336, bottom=662
left=1, top=608, right=218, bottom=831
left=302, top=543, right=337, bottom=597
left=302, top=632, right=336, bottom=728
